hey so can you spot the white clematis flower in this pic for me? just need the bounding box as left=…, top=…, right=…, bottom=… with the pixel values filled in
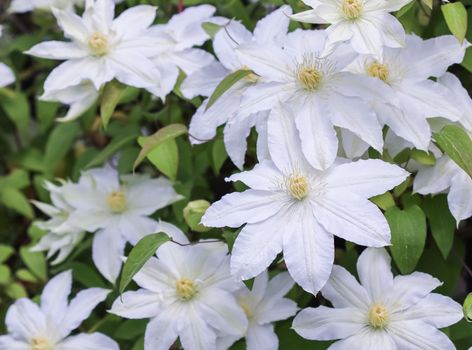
left=147, top=5, right=222, bottom=100
left=0, top=26, right=15, bottom=88
left=290, top=0, right=413, bottom=57
left=9, top=0, right=124, bottom=13
left=61, top=165, right=184, bottom=282
left=182, top=5, right=292, bottom=169
left=202, top=103, right=409, bottom=294
left=110, top=240, right=248, bottom=350
left=236, top=29, right=392, bottom=170
left=349, top=34, right=467, bottom=151
left=26, top=0, right=162, bottom=93
left=40, top=80, right=99, bottom=122
left=293, top=248, right=463, bottom=349
left=0, top=270, right=118, bottom=350
left=218, top=271, right=298, bottom=350
left=413, top=72, right=472, bottom=224
left=31, top=181, right=85, bottom=265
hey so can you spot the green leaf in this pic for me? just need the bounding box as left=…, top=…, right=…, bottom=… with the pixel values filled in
left=422, top=195, right=455, bottom=259
left=138, top=137, right=178, bottom=180
left=0, top=244, right=14, bottom=263
left=85, top=133, right=138, bottom=169
left=16, top=268, right=38, bottom=283
left=183, top=200, right=210, bottom=233
left=410, top=149, right=436, bottom=165
left=434, top=125, right=472, bottom=178
left=202, top=22, right=223, bottom=38
left=0, top=89, right=30, bottom=132
left=370, top=192, right=396, bottom=210
left=100, top=80, right=127, bottom=128
left=223, top=230, right=239, bottom=253
left=0, top=169, right=30, bottom=190
left=206, top=70, right=253, bottom=111
left=19, top=247, right=47, bottom=281
left=464, top=293, right=472, bottom=322
left=119, top=233, right=171, bottom=294
left=44, top=122, right=80, bottom=170
left=0, top=188, right=34, bottom=219
left=385, top=205, right=427, bottom=274
left=441, top=2, right=468, bottom=42
left=5, top=282, right=27, bottom=299
left=0, top=265, right=11, bottom=284
left=134, top=124, right=188, bottom=169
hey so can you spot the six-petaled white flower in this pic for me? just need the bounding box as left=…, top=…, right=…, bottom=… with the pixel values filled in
left=0, top=270, right=118, bottom=350
left=293, top=248, right=463, bottom=350
left=202, top=103, right=409, bottom=294
left=110, top=240, right=248, bottom=350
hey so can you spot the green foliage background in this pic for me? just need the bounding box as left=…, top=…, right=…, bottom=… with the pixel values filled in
left=0, top=0, right=472, bottom=349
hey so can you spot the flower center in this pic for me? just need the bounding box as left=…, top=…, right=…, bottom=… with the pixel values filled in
left=176, top=278, right=198, bottom=301
left=239, top=302, right=253, bottom=319
left=289, top=175, right=310, bottom=200
left=31, top=337, right=53, bottom=350
left=107, top=191, right=127, bottom=213
left=88, top=32, right=109, bottom=56
left=298, top=66, right=323, bottom=91
left=342, top=0, right=363, bottom=19
left=368, top=304, right=390, bottom=329
left=367, top=62, right=390, bottom=83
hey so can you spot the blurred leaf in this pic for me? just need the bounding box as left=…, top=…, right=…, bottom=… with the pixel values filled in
left=206, top=69, right=252, bottom=111
left=385, top=205, right=427, bottom=274
left=70, top=262, right=108, bottom=288
left=370, top=192, right=396, bottom=210
left=0, top=265, right=11, bottom=284
left=119, top=233, right=171, bottom=294
left=0, top=89, right=30, bottom=132
left=434, top=125, right=472, bottom=178
left=5, top=282, right=27, bottom=299
left=44, top=122, right=80, bottom=170
left=212, top=137, right=228, bottom=174
left=86, top=133, right=138, bottom=169
left=202, top=22, right=223, bottom=38
left=19, top=247, right=47, bottom=281
left=114, top=319, right=147, bottom=340
left=100, top=80, right=127, bottom=128
left=441, top=2, right=468, bottom=42
left=0, top=245, right=14, bottom=263
left=0, top=188, right=34, bottom=219
left=0, top=169, right=30, bottom=190
left=134, top=124, right=188, bottom=169
left=410, top=149, right=436, bottom=165
left=463, top=293, right=472, bottom=322
left=16, top=268, right=38, bottom=283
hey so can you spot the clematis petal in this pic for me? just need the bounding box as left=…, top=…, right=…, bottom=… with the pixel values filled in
left=356, top=248, right=394, bottom=302
left=56, top=333, right=118, bottom=350
left=246, top=323, right=279, bottom=350
left=389, top=320, right=456, bottom=350
left=109, top=290, right=162, bottom=319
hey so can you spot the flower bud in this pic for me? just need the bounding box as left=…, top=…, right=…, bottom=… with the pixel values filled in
left=183, top=200, right=210, bottom=233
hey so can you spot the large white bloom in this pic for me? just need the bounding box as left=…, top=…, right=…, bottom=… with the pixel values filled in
left=182, top=6, right=292, bottom=169
left=293, top=248, right=463, bottom=349
left=0, top=270, right=118, bottom=350
left=40, top=81, right=99, bottom=122
left=348, top=34, right=467, bottom=151
left=202, top=103, right=409, bottom=294
left=290, top=0, right=413, bottom=57
left=236, top=29, right=391, bottom=170
left=31, top=181, right=85, bottom=265
left=26, top=0, right=162, bottom=93
left=110, top=240, right=248, bottom=350
left=218, top=271, right=298, bottom=350
left=413, top=72, right=472, bottom=224
left=61, top=166, right=184, bottom=282
left=147, top=5, right=222, bottom=100
left=0, top=26, right=15, bottom=88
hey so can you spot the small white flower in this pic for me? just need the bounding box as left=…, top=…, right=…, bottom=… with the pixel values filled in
left=110, top=240, right=248, bottom=350
left=26, top=0, right=162, bottom=93
left=290, top=0, right=413, bottom=57
left=40, top=80, right=99, bottom=122
left=146, top=5, right=221, bottom=100
left=293, top=248, right=463, bottom=349
left=236, top=29, right=393, bottom=170
left=202, top=103, right=409, bottom=294
left=0, top=270, right=118, bottom=350
left=218, top=271, right=298, bottom=350
left=59, top=165, right=184, bottom=282
left=348, top=34, right=467, bottom=151
left=31, top=181, right=85, bottom=265
left=183, top=5, right=292, bottom=169
left=0, top=26, right=15, bottom=88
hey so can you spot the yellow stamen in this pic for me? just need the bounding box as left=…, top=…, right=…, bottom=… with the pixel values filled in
left=88, top=32, right=109, bottom=56
left=107, top=191, right=127, bottom=213
left=367, top=62, right=390, bottom=83
left=368, top=304, right=390, bottom=329
left=289, top=176, right=310, bottom=200
left=342, top=0, right=363, bottom=20
left=298, top=67, right=323, bottom=91
left=31, top=337, right=53, bottom=350
left=176, top=278, right=198, bottom=301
